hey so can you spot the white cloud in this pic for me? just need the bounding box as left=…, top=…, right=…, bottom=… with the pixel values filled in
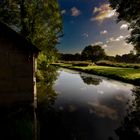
left=82, top=33, right=89, bottom=38
left=91, top=3, right=116, bottom=22
left=100, top=30, right=108, bottom=35
left=124, top=42, right=128, bottom=46
left=71, top=7, right=81, bottom=17
left=102, top=44, right=108, bottom=48
left=120, top=24, right=128, bottom=30
left=107, top=35, right=124, bottom=43
left=92, top=41, right=103, bottom=46
left=115, top=36, right=124, bottom=41
left=61, top=9, right=66, bottom=15
left=104, top=35, right=133, bottom=56
left=109, top=37, right=115, bottom=42
left=90, top=34, right=133, bottom=56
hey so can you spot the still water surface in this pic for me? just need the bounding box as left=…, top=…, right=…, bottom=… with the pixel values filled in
left=38, top=67, right=140, bottom=140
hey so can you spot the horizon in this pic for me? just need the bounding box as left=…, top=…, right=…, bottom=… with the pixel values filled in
left=57, top=0, right=133, bottom=56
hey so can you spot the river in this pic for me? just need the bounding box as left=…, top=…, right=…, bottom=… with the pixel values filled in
left=37, top=67, right=140, bottom=140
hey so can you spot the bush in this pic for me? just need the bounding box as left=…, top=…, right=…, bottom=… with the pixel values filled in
left=96, top=60, right=140, bottom=68
left=72, top=62, right=89, bottom=66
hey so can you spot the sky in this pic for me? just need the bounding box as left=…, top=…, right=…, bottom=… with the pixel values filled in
left=57, top=0, right=133, bottom=56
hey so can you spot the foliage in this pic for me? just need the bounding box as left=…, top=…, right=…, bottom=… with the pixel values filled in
left=59, top=53, right=81, bottom=61
left=96, top=60, right=140, bottom=69
left=81, top=45, right=106, bottom=62
left=0, top=0, right=63, bottom=64
left=115, top=52, right=140, bottom=63
left=109, top=0, right=140, bottom=53
left=37, top=65, right=59, bottom=104
left=36, top=65, right=59, bottom=140
left=60, top=50, right=140, bottom=64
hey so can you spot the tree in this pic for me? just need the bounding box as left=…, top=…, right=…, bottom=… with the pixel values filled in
left=109, top=0, right=140, bottom=53
left=0, top=0, right=63, bottom=64
left=81, top=45, right=106, bottom=62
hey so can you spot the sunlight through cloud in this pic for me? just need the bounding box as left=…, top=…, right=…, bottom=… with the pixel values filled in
left=91, top=3, right=116, bottom=23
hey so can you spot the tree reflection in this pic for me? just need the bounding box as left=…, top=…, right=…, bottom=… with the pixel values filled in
left=110, top=87, right=140, bottom=140
left=80, top=74, right=102, bottom=85
left=37, top=65, right=60, bottom=140
left=0, top=105, right=34, bottom=140
left=37, top=65, right=59, bottom=107
left=37, top=66, right=96, bottom=140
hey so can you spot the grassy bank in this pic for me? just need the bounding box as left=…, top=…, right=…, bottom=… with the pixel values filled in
left=53, top=63, right=140, bottom=85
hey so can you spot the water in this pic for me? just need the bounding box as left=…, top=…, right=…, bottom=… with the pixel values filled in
left=0, top=66, right=139, bottom=140
left=37, top=67, right=140, bottom=140
left=0, top=105, right=35, bottom=140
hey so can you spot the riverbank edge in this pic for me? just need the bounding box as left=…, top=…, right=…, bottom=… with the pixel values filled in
left=52, top=64, right=140, bottom=86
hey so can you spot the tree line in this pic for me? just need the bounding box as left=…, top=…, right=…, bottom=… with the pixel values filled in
left=59, top=45, right=140, bottom=63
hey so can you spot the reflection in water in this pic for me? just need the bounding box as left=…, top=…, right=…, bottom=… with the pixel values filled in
left=37, top=68, right=140, bottom=140
left=37, top=65, right=59, bottom=106
left=80, top=74, right=102, bottom=85
left=111, top=87, right=140, bottom=140
left=88, top=101, right=118, bottom=120
left=0, top=105, right=34, bottom=140
left=37, top=65, right=59, bottom=140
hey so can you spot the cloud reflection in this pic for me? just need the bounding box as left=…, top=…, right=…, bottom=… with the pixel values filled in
left=88, top=101, right=118, bottom=120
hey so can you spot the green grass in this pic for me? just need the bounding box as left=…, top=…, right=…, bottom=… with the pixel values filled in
left=58, top=60, right=140, bottom=68
left=53, top=63, right=140, bottom=85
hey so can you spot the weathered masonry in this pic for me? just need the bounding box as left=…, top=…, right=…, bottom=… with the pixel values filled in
left=0, top=22, right=39, bottom=105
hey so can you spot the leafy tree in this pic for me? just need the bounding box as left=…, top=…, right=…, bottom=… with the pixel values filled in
left=0, top=0, right=63, bottom=64
left=81, top=45, right=106, bottom=62
left=60, top=53, right=81, bottom=61
left=115, top=51, right=140, bottom=63
left=109, top=0, right=140, bottom=53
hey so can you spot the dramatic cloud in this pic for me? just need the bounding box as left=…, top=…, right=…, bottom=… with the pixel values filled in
left=100, top=30, right=108, bottom=35
left=61, top=9, right=66, bottom=15
left=71, top=7, right=81, bottom=17
left=82, top=33, right=89, bottom=38
left=104, top=35, right=133, bottom=56
left=91, top=3, right=116, bottom=22
left=120, top=24, right=128, bottom=30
